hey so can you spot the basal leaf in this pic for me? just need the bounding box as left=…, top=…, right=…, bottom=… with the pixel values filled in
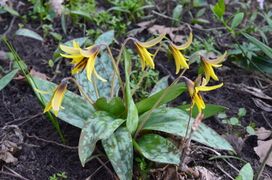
left=135, top=134, right=180, bottom=165
left=141, top=107, right=234, bottom=151
left=0, top=69, right=18, bottom=91
left=15, top=28, right=44, bottom=42
left=78, top=112, right=125, bottom=166
left=32, top=77, right=94, bottom=128
left=212, top=0, right=225, bottom=19
left=136, top=83, right=186, bottom=115
left=75, top=52, right=119, bottom=100
left=95, top=30, right=115, bottom=50
left=102, top=127, right=133, bottom=180
left=124, top=49, right=138, bottom=134
left=178, top=104, right=227, bottom=119
left=94, top=97, right=126, bottom=118
left=149, top=75, right=169, bottom=96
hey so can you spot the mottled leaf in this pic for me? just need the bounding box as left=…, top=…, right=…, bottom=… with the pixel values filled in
left=102, top=128, right=133, bottom=180
left=136, top=83, right=186, bottom=115
left=149, top=75, right=169, bottom=96
left=32, top=77, right=94, bottom=128
left=79, top=112, right=125, bottom=166
left=135, top=134, right=180, bottom=164
left=141, top=107, right=234, bottom=151
left=124, top=49, right=138, bottom=134
left=0, top=69, right=18, bottom=91
left=178, top=104, right=227, bottom=119
left=95, top=30, right=115, bottom=50
left=75, top=52, right=119, bottom=100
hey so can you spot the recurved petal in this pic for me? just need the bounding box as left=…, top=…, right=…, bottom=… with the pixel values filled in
left=86, top=56, right=96, bottom=81
left=60, top=53, right=83, bottom=59
left=136, top=33, right=166, bottom=48
left=206, top=63, right=219, bottom=81
left=80, top=46, right=98, bottom=57
left=174, top=32, right=193, bottom=50
left=73, top=41, right=80, bottom=48
left=209, top=51, right=227, bottom=65
left=93, top=69, right=107, bottom=82
left=59, top=44, right=80, bottom=54
left=51, top=82, right=67, bottom=113
left=196, top=83, right=223, bottom=92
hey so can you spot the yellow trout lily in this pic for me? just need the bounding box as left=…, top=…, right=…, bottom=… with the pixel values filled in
left=185, top=77, right=223, bottom=113
left=60, top=41, right=106, bottom=82
left=44, top=80, right=68, bottom=116
left=169, top=32, right=193, bottom=74
left=201, top=52, right=227, bottom=82
left=134, top=34, right=165, bottom=70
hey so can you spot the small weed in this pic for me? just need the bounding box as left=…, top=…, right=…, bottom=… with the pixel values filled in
left=49, top=172, right=68, bottom=180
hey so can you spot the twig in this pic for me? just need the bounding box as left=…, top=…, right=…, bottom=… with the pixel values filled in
left=255, top=140, right=272, bottom=180
left=85, top=161, right=110, bottom=180
left=5, top=113, right=42, bottom=126
left=95, top=157, right=117, bottom=179
left=261, top=112, right=272, bottom=129
left=2, top=166, right=29, bottom=180
left=216, top=163, right=234, bottom=180
left=25, top=133, right=77, bottom=150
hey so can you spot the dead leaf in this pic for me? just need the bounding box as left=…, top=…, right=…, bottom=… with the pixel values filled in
left=0, top=125, right=23, bottom=164
left=0, top=50, right=8, bottom=61
left=193, top=166, right=218, bottom=180
left=256, top=127, right=272, bottom=140
left=224, top=134, right=244, bottom=154
left=14, top=68, right=49, bottom=80
left=254, top=139, right=272, bottom=167
left=49, top=0, right=64, bottom=16
left=227, top=83, right=272, bottom=100
left=253, top=98, right=272, bottom=112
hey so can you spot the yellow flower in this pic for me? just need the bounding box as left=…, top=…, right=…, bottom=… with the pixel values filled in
left=44, top=80, right=68, bottom=116
left=60, top=41, right=106, bottom=82
left=169, top=32, right=193, bottom=74
left=201, top=52, right=227, bottom=82
left=184, top=77, right=223, bottom=113
left=134, top=34, right=165, bottom=70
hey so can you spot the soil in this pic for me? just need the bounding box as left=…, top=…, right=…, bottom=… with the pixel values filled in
left=1, top=1, right=272, bottom=180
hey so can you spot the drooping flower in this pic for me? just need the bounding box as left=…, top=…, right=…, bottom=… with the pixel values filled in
left=201, top=52, right=227, bottom=82
left=134, top=34, right=165, bottom=70
left=60, top=41, right=106, bottom=82
left=169, top=32, right=193, bottom=74
left=44, top=80, right=68, bottom=116
left=184, top=77, right=223, bottom=113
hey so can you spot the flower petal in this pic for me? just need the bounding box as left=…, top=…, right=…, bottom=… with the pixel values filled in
left=59, top=44, right=80, bottom=54
left=174, top=32, right=193, bottom=50
left=196, top=83, right=223, bottom=92
left=51, top=82, right=67, bottom=114
left=136, top=33, right=165, bottom=48
left=209, top=51, right=227, bottom=65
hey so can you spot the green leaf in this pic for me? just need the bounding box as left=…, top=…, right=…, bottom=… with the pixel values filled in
left=141, top=107, right=234, bottom=151
left=70, top=10, right=92, bottom=20
left=136, top=83, right=187, bottom=115
left=1, top=5, right=19, bottom=16
left=242, top=33, right=272, bottom=59
left=212, top=0, right=225, bottom=19
left=236, top=163, right=254, bottom=180
left=238, top=107, right=247, bottom=117
left=102, top=128, right=133, bottom=180
left=172, top=4, right=183, bottom=25
left=124, top=49, right=138, bottom=134
left=246, top=126, right=255, bottom=135
left=32, top=77, right=94, bottom=128
left=135, top=134, right=180, bottom=165
left=78, top=112, right=125, bottom=166
left=231, top=13, right=244, bottom=29
left=178, top=104, right=227, bottom=119
left=15, top=28, right=44, bottom=42
left=149, top=75, right=169, bottom=96
left=95, top=30, right=115, bottom=49
left=0, top=69, right=18, bottom=91
left=75, top=52, right=119, bottom=101
left=94, top=97, right=126, bottom=118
